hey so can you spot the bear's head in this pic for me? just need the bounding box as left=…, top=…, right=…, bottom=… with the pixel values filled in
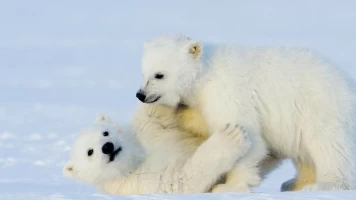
left=63, top=114, right=144, bottom=185
left=136, top=34, right=203, bottom=107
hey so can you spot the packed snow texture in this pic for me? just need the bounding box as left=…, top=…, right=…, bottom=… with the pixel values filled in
left=0, top=0, right=355, bottom=199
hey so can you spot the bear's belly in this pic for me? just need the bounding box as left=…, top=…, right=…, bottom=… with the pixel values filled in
left=260, top=122, right=302, bottom=159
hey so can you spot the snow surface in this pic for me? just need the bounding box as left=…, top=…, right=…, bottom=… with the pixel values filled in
left=0, top=0, right=355, bottom=199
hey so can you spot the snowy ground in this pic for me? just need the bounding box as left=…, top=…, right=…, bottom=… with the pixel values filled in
left=0, top=0, right=355, bottom=199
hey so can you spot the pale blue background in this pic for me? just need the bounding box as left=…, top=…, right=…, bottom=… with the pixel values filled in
left=0, top=0, right=355, bottom=198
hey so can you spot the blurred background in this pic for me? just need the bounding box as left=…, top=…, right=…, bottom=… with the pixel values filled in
left=0, top=0, right=355, bottom=196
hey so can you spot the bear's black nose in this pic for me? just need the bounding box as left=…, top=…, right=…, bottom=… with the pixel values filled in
left=136, top=90, right=146, bottom=102
left=102, top=142, right=114, bottom=154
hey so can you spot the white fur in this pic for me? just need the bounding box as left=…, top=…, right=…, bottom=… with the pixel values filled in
left=63, top=105, right=251, bottom=194
left=63, top=115, right=144, bottom=185
left=139, top=34, right=356, bottom=191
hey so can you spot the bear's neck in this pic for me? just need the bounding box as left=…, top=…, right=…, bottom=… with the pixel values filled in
left=178, top=77, right=201, bottom=108
left=179, top=44, right=215, bottom=108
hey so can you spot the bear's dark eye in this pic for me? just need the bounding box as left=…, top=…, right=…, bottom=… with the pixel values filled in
left=155, top=73, right=164, bottom=79
left=87, top=149, right=94, bottom=156
left=103, top=131, right=109, bottom=137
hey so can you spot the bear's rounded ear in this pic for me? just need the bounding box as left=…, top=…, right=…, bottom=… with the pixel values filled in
left=63, top=161, right=75, bottom=177
left=186, top=40, right=202, bottom=59
left=96, top=114, right=111, bottom=122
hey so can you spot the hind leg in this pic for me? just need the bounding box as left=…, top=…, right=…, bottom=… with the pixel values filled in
left=257, top=155, right=316, bottom=192
left=302, top=129, right=353, bottom=191
left=281, top=160, right=316, bottom=192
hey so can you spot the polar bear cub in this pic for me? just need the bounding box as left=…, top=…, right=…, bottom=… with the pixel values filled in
left=63, top=104, right=251, bottom=194
left=136, top=34, right=356, bottom=192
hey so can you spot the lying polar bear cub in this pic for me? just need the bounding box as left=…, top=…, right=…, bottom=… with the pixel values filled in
left=63, top=104, right=251, bottom=194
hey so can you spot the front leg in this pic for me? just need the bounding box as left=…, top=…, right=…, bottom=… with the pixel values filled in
left=212, top=132, right=268, bottom=193
left=98, top=169, right=155, bottom=195
left=180, top=124, right=251, bottom=193
left=99, top=178, right=129, bottom=194
left=199, top=87, right=267, bottom=193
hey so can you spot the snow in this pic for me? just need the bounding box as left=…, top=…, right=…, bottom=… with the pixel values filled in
left=2, top=191, right=356, bottom=200
left=0, top=0, right=355, bottom=199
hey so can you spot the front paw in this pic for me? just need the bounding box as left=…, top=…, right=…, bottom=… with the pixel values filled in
left=216, top=123, right=251, bottom=158
left=281, top=178, right=296, bottom=192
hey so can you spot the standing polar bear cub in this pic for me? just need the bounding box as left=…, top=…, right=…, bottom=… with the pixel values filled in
left=137, top=34, right=356, bottom=192
left=63, top=104, right=251, bottom=194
